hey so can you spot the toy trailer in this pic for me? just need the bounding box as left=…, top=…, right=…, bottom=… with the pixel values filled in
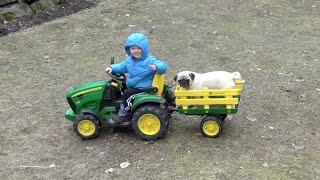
left=173, top=77, right=244, bottom=138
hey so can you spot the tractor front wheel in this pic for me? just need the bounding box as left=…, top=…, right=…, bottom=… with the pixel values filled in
left=200, top=116, right=223, bottom=138
left=132, top=105, right=168, bottom=141
left=73, top=114, right=101, bottom=140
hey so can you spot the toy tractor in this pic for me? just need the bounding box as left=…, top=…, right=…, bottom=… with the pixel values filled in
left=65, top=58, right=176, bottom=141
left=65, top=58, right=244, bottom=140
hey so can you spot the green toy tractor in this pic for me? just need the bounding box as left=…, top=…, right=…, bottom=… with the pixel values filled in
left=65, top=58, right=176, bottom=141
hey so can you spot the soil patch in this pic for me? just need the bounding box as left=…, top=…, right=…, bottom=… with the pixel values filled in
left=0, top=0, right=98, bottom=37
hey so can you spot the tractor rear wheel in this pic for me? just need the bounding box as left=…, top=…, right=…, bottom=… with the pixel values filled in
left=73, top=114, right=101, bottom=140
left=132, top=104, right=168, bottom=141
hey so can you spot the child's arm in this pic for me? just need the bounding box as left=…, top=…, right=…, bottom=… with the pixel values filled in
left=109, top=60, right=128, bottom=74
left=151, top=59, right=167, bottom=74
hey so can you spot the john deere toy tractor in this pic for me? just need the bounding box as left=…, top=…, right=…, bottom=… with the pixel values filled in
left=65, top=58, right=176, bottom=141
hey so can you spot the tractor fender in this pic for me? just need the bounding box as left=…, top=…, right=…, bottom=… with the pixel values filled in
left=80, top=109, right=102, bottom=121
left=131, top=99, right=167, bottom=113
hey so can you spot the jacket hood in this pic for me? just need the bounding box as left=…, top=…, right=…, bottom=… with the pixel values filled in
left=125, top=33, right=149, bottom=60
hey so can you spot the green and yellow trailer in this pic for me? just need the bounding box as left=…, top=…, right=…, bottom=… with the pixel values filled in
left=173, top=77, right=244, bottom=137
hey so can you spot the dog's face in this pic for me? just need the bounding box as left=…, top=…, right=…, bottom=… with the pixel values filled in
left=174, top=71, right=195, bottom=88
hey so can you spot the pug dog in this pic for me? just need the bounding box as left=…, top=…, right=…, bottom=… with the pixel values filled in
left=174, top=71, right=241, bottom=90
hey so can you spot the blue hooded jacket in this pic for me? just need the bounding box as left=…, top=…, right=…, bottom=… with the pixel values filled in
left=110, top=33, right=167, bottom=88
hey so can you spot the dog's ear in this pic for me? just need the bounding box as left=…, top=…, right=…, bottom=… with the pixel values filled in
left=189, top=73, right=195, bottom=81
left=174, top=74, right=178, bottom=81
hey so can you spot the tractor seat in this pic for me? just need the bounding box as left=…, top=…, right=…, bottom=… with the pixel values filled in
left=138, top=87, right=158, bottom=94
left=138, top=74, right=164, bottom=95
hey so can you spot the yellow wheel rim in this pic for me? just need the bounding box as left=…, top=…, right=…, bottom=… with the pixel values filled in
left=77, top=120, right=96, bottom=136
left=138, top=114, right=161, bottom=136
left=203, top=121, right=220, bottom=136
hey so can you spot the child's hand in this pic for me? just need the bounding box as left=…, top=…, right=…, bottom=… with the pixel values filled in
left=105, top=66, right=112, bottom=73
left=149, top=64, right=157, bottom=72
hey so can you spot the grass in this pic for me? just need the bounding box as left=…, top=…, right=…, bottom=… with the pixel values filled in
left=1, top=0, right=320, bottom=179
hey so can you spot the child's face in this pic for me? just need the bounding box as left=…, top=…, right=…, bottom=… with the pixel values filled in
left=129, top=46, right=142, bottom=59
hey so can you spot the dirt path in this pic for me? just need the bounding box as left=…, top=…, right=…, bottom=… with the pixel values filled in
left=1, top=0, right=319, bottom=179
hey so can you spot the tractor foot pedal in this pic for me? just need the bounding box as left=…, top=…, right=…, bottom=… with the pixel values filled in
left=107, top=119, right=130, bottom=127
left=167, top=106, right=178, bottom=111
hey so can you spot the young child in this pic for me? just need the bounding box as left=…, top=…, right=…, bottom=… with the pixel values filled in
left=105, top=33, right=167, bottom=123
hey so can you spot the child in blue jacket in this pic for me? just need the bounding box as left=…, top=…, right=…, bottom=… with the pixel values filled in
left=105, top=33, right=167, bottom=123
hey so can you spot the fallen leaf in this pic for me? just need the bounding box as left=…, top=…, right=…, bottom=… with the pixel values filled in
left=120, top=162, right=130, bottom=169
left=105, top=168, right=114, bottom=173
left=292, top=144, right=304, bottom=150
left=86, top=146, right=93, bottom=150
left=246, top=117, right=257, bottom=121
left=296, top=79, right=305, bottom=82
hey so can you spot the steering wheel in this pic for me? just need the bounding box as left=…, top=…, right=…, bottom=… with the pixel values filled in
left=107, top=57, right=126, bottom=82
left=106, top=71, right=126, bottom=82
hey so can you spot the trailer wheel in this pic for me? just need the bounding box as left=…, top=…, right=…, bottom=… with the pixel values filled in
left=73, top=114, right=101, bottom=140
left=200, top=116, right=223, bottom=138
left=132, top=104, right=168, bottom=141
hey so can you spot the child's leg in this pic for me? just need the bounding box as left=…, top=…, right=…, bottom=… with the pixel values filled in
left=112, top=88, right=142, bottom=123
left=122, top=88, right=142, bottom=112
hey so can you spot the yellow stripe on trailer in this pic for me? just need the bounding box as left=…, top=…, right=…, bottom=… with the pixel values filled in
left=175, top=87, right=240, bottom=96
left=235, top=85, right=242, bottom=91
left=176, top=98, right=238, bottom=106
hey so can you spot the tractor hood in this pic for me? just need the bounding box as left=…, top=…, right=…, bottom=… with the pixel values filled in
left=66, top=80, right=108, bottom=98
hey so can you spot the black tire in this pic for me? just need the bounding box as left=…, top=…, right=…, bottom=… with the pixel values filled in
left=218, top=114, right=227, bottom=120
left=132, top=104, right=168, bottom=141
left=164, top=87, right=176, bottom=107
left=73, top=114, right=101, bottom=140
left=165, top=117, right=170, bottom=131
left=200, top=116, right=223, bottom=138
left=164, top=87, right=176, bottom=118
